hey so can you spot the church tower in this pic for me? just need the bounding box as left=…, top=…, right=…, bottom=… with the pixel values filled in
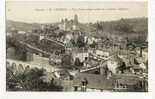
left=74, top=14, right=78, bottom=25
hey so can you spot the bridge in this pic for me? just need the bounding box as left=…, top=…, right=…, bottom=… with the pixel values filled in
left=6, top=58, right=58, bottom=73
left=20, top=39, right=117, bottom=73
left=31, top=33, right=66, bottom=48
left=19, top=41, right=51, bottom=56
left=80, top=53, right=117, bottom=73
left=43, top=37, right=66, bottom=47
left=17, top=34, right=66, bottom=57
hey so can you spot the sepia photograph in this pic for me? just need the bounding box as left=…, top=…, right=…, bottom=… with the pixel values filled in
left=6, top=1, right=148, bottom=92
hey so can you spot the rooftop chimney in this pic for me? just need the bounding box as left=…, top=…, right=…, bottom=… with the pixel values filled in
left=140, top=47, right=143, bottom=57
left=81, top=78, right=88, bottom=92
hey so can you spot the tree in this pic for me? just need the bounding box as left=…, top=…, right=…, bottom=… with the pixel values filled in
left=74, top=58, right=81, bottom=66
left=6, top=67, right=63, bottom=91
left=90, top=41, right=97, bottom=48
left=6, top=36, right=28, bottom=61
left=115, top=18, right=134, bottom=33
left=76, top=35, right=85, bottom=48
left=61, top=54, right=73, bottom=66
left=6, top=67, right=19, bottom=91
left=94, top=21, right=104, bottom=32
left=118, top=61, right=126, bottom=73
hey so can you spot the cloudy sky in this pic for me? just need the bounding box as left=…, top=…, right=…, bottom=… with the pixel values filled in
left=6, top=1, right=147, bottom=23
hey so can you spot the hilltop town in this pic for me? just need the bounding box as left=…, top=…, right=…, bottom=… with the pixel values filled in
left=6, top=15, right=148, bottom=92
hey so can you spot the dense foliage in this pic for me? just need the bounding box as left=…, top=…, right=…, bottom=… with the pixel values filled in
left=6, top=66, right=63, bottom=91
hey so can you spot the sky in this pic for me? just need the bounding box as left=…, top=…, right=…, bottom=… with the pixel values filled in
left=6, top=1, right=148, bottom=23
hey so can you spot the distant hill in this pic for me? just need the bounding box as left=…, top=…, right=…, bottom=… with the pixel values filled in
left=92, top=17, right=147, bottom=33
left=119, top=17, right=148, bottom=33
left=6, top=20, right=41, bottom=32
left=81, top=17, right=148, bottom=40
left=6, top=17, right=148, bottom=38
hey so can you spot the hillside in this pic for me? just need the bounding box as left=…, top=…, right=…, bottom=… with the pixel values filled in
left=6, top=17, right=148, bottom=40
left=6, top=20, right=41, bottom=32
left=81, top=17, right=148, bottom=41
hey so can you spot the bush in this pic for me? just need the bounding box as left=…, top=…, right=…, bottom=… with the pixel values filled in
left=6, top=67, right=63, bottom=91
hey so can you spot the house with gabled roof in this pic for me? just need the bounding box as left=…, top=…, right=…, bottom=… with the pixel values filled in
left=72, top=72, right=146, bottom=92
left=72, top=73, right=114, bottom=92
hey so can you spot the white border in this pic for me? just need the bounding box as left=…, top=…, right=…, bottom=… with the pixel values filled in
left=1, top=0, right=155, bottom=99
left=0, top=0, right=6, bottom=97
left=5, top=0, right=148, bottom=2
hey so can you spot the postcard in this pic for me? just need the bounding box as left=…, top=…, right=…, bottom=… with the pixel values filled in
left=5, top=1, right=149, bottom=92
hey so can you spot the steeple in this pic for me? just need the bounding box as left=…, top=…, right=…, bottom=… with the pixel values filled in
left=61, top=19, right=64, bottom=23
left=74, top=14, right=78, bottom=25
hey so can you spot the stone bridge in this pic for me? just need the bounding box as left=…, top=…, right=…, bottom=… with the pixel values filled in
left=6, top=59, right=58, bottom=73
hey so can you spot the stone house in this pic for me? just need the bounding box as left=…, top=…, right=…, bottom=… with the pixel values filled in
left=72, top=73, right=114, bottom=92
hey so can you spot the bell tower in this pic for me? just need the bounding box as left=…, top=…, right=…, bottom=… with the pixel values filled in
left=74, top=14, right=78, bottom=25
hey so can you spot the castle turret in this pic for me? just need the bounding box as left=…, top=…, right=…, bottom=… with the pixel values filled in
left=61, top=19, right=64, bottom=23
